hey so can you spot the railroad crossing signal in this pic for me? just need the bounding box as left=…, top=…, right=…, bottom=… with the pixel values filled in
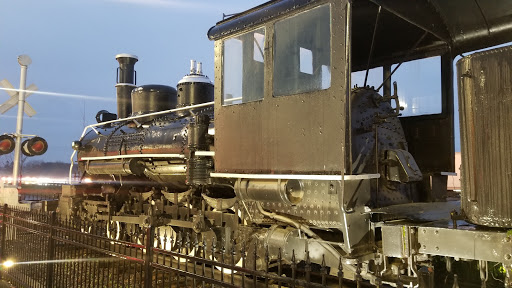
left=0, top=79, right=38, bottom=116
left=1, top=54, right=41, bottom=187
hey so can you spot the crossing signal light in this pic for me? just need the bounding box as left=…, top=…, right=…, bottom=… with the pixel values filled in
left=21, top=137, right=48, bottom=157
left=0, top=135, right=15, bottom=155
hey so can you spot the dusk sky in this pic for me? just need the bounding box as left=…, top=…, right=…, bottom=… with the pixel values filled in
left=0, top=0, right=467, bottom=165
left=0, top=0, right=266, bottom=162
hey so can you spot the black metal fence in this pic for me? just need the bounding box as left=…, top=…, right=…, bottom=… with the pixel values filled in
left=0, top=205, right=346, bottom=288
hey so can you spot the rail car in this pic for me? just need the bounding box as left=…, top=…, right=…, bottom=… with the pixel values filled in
left=58, top=0, right=512, bottom=286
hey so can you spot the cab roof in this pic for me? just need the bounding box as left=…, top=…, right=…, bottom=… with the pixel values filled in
left=208, top=0, right=512, bottom=70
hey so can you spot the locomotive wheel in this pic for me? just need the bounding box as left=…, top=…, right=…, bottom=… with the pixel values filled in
left=106, top=220, right=121, bottom=240
left=156, top=226, right=197, bottom=263
left=80, top=225, right=92, bottom=234
left=132, top=225, right=197, bottom=262
left=123, top=223, right=144, bottom=243
left=201, top=208, right=249, bottom=274
left=202, top=228, right=244, bottom=274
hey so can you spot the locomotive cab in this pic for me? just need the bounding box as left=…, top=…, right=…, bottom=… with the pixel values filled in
left=209, top=0, right=456, bottom=199
left=208, top=0, right=456, bottom=252
left=210, top=2, right=345, bottom=175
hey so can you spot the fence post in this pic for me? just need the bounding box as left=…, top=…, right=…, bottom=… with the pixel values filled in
left=46, top=211, right=56, bottom=288
left=0, top=204, right=7, bottom=281
left=144, top=225, right=154, bottom=288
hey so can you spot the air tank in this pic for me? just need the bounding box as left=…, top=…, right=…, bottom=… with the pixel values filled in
left=176, top=60, right=214, bottom=116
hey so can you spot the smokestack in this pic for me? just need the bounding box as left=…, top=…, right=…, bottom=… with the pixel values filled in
left=115, top=53, right=138, bottom=119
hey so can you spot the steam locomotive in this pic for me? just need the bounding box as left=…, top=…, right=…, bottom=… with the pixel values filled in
left=58, top=0, right=512, bottom=287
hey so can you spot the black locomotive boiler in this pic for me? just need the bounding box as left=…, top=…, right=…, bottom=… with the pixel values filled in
left=59, top=0, right=512, bottom=287
left=75, top=55, right=214, bottom=190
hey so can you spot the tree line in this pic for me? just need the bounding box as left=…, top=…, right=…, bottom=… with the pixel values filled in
left=0, top=158, right=71, bottom=178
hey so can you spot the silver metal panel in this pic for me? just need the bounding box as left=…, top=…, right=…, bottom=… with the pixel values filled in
left=417, top=226, right=512, bottom=264
left=382, top=222, right=512, bottom=265
left=382, top=225, right=410, bottom=258
left=417, top=227, right=474, bottom=259
left=258, top=180, right=344, bottom=228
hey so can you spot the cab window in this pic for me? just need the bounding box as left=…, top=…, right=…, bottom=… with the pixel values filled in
left=273, top=4, right=331, bottom=97
left=222, top=28, right=265, bottom=106
left=392, top=56, right=442, bottom=116
left=351, top=57, right=442, bottom=117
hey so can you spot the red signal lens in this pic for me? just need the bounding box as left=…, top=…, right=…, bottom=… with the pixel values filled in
left=31, top=141, right=44, bottom=153
left=0, top=135, right=15, bottom=155
left=0, top=140, right=12, bottom=151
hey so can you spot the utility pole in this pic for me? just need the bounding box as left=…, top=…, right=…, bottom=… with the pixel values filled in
left=12, top=55, right=31, bottom=187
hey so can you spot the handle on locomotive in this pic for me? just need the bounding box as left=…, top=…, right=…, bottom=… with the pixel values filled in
left=389, top=81, right=403, bottom=117
left=376, top=81, right=403, bottom=119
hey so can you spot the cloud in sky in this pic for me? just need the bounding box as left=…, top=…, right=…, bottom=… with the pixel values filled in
left=0, top=88, right=114, bottom=102
left=102, top=0, right=257, bottom=13
left=104, top=0, right=215, bottom=10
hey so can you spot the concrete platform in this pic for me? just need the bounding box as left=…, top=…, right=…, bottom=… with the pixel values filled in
left=0, top=183, right=43, bottom=210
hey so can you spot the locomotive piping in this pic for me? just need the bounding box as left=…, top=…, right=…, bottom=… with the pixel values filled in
left=256, top=202, right=319, bottom=239
left=256, top=202, right=361, bottom=277
left=194, top=151, right=215, bottom=156
left=80, top=154, right=185, bottom=161
left=79, top=100, right=213, bottom=138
